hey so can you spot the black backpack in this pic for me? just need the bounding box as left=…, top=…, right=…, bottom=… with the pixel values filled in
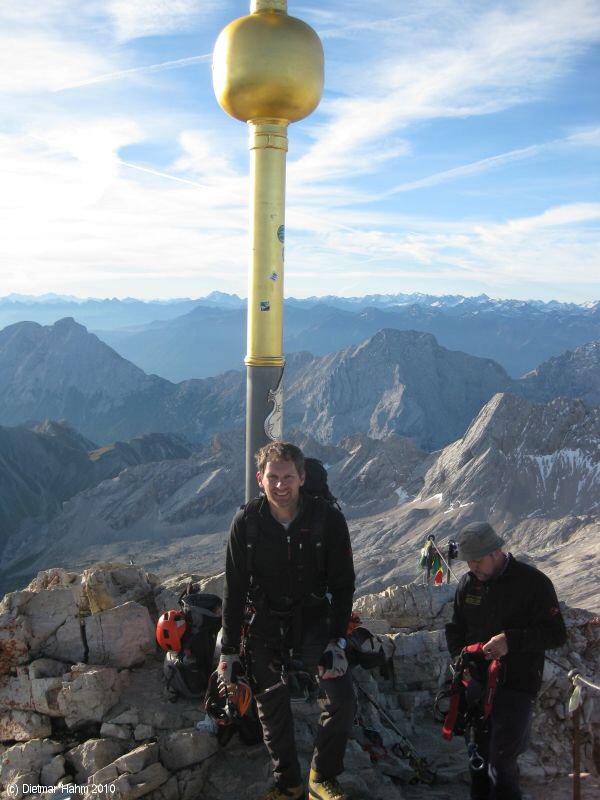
left=162, top=586, right=222, bottom=700
left=302, top=457, right=339, bottom=508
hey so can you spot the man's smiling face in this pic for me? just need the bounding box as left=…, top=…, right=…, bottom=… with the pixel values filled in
left=257, top=457, right=305, bottom=521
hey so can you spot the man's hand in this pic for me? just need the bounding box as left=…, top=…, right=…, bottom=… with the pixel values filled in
left=318, top=640, right=348, bottom=680
left=218, top=653, right=242, bottom=686
left=482, top=633, right=508, bottom=660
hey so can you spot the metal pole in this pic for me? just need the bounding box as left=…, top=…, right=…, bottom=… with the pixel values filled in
left=212, top=0, right=323, bottom=501
left=572, top=705, right=581, bottom=800
left=244, top=120, right=287, bottom=499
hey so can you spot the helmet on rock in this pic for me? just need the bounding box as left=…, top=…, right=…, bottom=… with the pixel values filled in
left=204, top=670, right=253, bottom=726
left=156, top=609, right=187, bottom=652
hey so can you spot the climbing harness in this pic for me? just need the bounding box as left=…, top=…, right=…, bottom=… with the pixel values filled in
left=435, top=643, right=501, bottom=771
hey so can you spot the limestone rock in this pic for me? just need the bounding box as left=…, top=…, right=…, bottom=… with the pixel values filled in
left=40, top=753, right=66, bottom=786
left=0, top=710, right=52, bottom=742
left=110, top=761, right=170, bottom=800
left=0, top=672, right=64, bottom=716
left=65, top=738, right=126, bottom=783
left=28, top=658, right=71, bottom=679
left=58, top=665, right=124, bottom=728
left=0, top=738, right=64, bottom=787
left=134, top=724, right=153, bottom=741
left=112, top=743, right=159, bottom=773
left=83, top=565, right=154, bottom=614
left=1, top=768, right=39, bottom=799
left=147, top=775, right=178, bottom=800
left=159, top=729, right=218, bottom=771
left=99, top=723, right=133, bottom=741
left=0, top=607, right=30, bottom=674
left=1, top=571, right=85, bottom=664
left=88, top=745, right=167, bottom=800
left=391, top=629, right=449, bottom=690
left=85, top=602, right=156, bottom=668
left=354, top=583, right=454, bottom=631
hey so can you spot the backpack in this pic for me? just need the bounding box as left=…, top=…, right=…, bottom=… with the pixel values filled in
left=302, top=457, right=339, bottom=508
left=162, top=586, right=222, bottom=700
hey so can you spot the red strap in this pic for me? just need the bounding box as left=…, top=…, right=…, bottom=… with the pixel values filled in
left=483, top=658, right=500, bottom=718
left=442, top=688, right=461, bottom=740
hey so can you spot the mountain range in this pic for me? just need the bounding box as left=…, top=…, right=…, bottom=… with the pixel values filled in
left=1, top=392, right=598, bottom=609
left=2, top=317, right=600, bottom=452
left=1, top=295, right=599, bottom=603
left=1, top=292, right=599, bottom=380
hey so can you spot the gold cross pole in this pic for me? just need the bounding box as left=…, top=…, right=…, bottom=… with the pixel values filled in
left=213, top=0, right=323, bottom=500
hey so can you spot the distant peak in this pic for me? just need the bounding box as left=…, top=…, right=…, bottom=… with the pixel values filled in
left=53, top=317, right=87, bottom=331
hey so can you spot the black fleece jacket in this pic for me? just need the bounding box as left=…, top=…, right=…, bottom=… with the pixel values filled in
left=445, top=554, right=567, bottom=696
left=221, top=493, right=355, bottom=655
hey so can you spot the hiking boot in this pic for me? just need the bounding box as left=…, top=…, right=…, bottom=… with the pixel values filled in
left=308, top=768, right=347, bottom=800
left=261, top=783, right=304, bottom=800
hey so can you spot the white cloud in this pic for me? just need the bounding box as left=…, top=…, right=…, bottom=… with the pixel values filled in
left=0, top=34, right=112, bottom=93
left=107, top=0, right=213, bottom=43
left=292, top=0, right=600, bottom=185
left=0, top=123, right=250, bottom=298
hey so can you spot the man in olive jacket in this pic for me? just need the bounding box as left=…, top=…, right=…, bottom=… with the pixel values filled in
left=218, top=442, right=356, bottom=800
left=445, top=521, right=566, bottom=800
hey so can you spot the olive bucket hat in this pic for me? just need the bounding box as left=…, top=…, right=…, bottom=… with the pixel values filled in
left=457, top=522, right=504, bottom=561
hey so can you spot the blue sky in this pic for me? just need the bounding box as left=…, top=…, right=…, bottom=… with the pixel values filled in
left=2, top=0, right=600, bottom=302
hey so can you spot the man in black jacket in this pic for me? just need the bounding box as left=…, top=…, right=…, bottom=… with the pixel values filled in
left=218, top=442, right=356, bottom=800
left=445, top=521, right=566, bottom=800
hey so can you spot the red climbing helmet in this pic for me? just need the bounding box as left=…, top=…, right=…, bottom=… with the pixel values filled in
left=156, top=609, right=187, bottom=652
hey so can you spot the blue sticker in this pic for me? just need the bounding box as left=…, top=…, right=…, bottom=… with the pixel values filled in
left=260, top=301, right=270, bottom=311
left=277, top=224, right=285, bottom=243
left=270, top=271, right=278, bottom=281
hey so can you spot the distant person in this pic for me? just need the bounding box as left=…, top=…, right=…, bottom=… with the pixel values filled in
left=445, top=522, right=566, bottom=800
left=419, top=534, right=441, bottom=584
left=218, top=442, right=356, bottom=800
left=447, top=538, right=458, bottom=583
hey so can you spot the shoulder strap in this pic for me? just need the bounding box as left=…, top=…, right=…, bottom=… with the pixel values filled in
left=311, top=497, right=327, bottom=575
left=243, top=498, right=263, bottom=576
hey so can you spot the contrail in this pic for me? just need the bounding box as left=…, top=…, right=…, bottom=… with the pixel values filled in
left=119, top=160, right=210, bottom=189
left=54, top=54, right=211, bottom=92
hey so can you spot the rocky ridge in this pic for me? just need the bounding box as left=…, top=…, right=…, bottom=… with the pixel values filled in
left=2, top=318, right=600, bottom=454
left=0, top=421, right=192, bottom=554
left=521, top=340, right=600, bottom=407
left=1, top=564, right=598, bottom=800
left=2, top=392, right=600, bottom=606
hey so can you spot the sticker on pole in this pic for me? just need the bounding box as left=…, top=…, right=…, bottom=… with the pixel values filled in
left=265, top=381, right=283, bottom=441
left=277, top=225, right=285, bottom=243
left=269, top=272, right=278, bottom=282
left=260, top=301, right=270, bottom=312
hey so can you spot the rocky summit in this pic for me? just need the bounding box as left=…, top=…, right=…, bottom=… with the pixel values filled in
left=0, top=563, right=598, bottom=800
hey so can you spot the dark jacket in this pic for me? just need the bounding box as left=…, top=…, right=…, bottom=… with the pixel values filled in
left=445, top=554, right=566, bottom=696
left=221, top=493, right=355, bottom=655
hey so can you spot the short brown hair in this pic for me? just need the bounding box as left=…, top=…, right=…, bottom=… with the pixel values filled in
left=255, top=442, right=305, bottom=476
